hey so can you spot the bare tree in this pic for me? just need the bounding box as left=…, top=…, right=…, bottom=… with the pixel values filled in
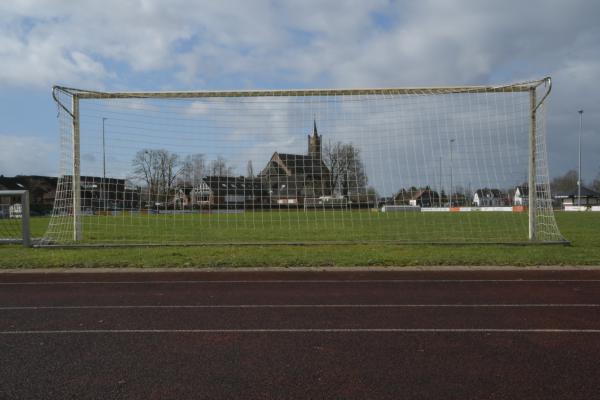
left=180, top=154, right=206, bottom=186
left=323, top=141, right=368, bottom=196
left=246, top=160, right=255, bottom=179
left=208, top=156, right=234, bottom=176
left=593, top=171, right=600, bottom=193
left=550, top=170, right=578, bottom=193
left=132, top=149, right=183, bottom=203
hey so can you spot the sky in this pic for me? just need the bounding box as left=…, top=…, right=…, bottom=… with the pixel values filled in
left=0, top=0, right=598, bottom=189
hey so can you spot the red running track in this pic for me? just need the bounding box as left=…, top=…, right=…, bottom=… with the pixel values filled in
left=1, top=269, right=599, bottom=399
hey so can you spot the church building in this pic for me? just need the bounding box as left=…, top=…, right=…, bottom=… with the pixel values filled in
left=259, top=121, right=332, bottom=205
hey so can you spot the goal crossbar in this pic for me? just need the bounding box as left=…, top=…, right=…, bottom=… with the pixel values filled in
left=53, top=78, right=549, bottom=100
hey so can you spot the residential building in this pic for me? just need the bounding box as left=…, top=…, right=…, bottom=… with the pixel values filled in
left=514, top=185, right=528, bottom=206
left=554, top=186, right=600, bottom=208
left=394, top=188, right=440, bottom=207
left=0, top=175, right=57, bottom=214
left=200, top=176, right=270, bottom=209
left=473, top=188, right=508, bottom=207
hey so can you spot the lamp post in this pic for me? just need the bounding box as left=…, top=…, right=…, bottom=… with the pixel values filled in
left=102, top=117, right=107, bottom=212
left=439, top=156, right=442, bottom=207
left=578, top=110, right=583, bottom=208
left=449, top=139, right=455, bottom=207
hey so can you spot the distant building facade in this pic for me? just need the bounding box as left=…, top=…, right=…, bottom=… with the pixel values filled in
left=0, top=175, right=58, bottom=214
left=473, top=188, right=508, bottom=207
left=394, top=188, right=440, bottom=207
left=554, top=186, right=600, bottom=208
left=259, top=120, right=332, bottom=205
left=514, top=186, right=529, bottom=206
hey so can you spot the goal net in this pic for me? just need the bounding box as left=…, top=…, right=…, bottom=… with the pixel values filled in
left=0, top=190, right=31, bottom=247
left=43, top=79, right=565, bottom=245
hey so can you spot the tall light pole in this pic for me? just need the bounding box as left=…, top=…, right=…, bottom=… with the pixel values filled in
left=102, top=117, right=107, bottom=212
left=578, top=110, right=583, bottom=207
left=449, top=139, right=455, bottom=207
left=439, top=156, right=442, bottom=207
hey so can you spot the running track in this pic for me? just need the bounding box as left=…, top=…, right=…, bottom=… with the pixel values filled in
left=1, top=269, right=600, bottom=399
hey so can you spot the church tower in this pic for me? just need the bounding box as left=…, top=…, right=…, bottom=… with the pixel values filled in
left=308, top=119, right=322, bottom=160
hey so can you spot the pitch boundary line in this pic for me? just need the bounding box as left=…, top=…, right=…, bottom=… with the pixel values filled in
left=2, top=304, right=600, bottom=310
left=2, top=328, right=600, bottom=335
left=2, top=279, right=600, bottom=285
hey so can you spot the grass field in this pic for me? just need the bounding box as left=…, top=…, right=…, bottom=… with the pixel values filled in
left=42, top=210, right=538, bottom=244
left=0, top=212, right=598, bottom=268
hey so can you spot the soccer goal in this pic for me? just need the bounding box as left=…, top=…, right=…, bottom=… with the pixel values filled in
left=43, top=78, right=565, bottom=245
left=0, top=190, right=31, bottom=247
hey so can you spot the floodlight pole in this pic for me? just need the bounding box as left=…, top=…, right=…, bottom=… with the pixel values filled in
left=449, top=139, right=455, bottom=207
left=578, top=110, right=583, bottom=207
left=439, top=157, right=442, bottom=207
left=102, top=117, right=107, bottom=212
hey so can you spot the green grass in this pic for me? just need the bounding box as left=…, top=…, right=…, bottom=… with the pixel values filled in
left=44, top=210, right=535, bottom=244
left=0, top=212, right=599, bottom=268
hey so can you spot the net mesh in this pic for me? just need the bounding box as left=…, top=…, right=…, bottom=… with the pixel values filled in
left=42, top=81, right=565, bottom=245
left=0, top=193, right=25, bottom=243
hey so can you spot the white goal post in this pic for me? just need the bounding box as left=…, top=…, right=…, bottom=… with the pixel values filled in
left=0, top=190, right=31, bottom=247
left=43, top=78, right=565, bottom=246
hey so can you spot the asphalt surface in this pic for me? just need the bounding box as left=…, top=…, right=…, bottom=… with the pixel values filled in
left=1, top=269, right=599, bottom=399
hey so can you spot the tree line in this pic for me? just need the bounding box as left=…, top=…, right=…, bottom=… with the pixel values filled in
left=131, top=150, right=235, bottom=202
left=130, top=141, right=374, bottom=201
left=550, top=169, right=600, bottom=193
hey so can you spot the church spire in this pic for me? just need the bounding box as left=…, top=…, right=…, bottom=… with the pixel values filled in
left=308, top=119, right=322, bottom=160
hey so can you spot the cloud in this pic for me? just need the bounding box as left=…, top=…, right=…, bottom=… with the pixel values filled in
left=0, top=0, right=389, bottom=89
left=2, top=1, right=598, bottom=90
left=0, top=135, right=57, bottom=176
left=184, top=101, right=214, bottom=116
left=0, top=0, right=598, bottom=179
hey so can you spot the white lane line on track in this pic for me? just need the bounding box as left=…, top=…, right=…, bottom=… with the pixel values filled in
left=1, top=328, right=600, bottom=334
left=1, top=304, right=600, bottom=310
left=1, top=279, right=600, bottom=285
